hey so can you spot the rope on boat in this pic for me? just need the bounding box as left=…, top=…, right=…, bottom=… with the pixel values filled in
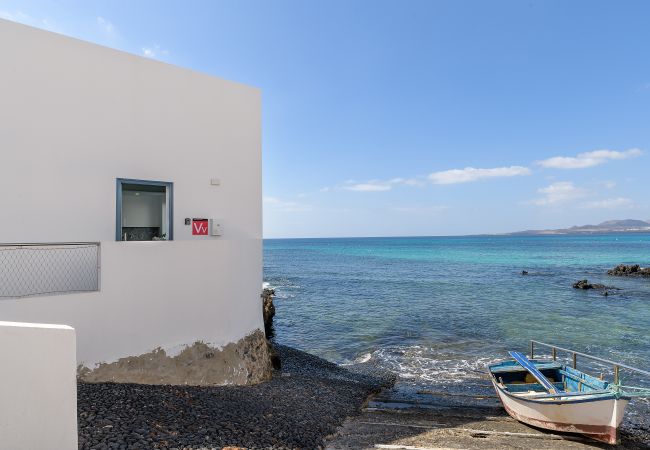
left=617, top=385, right=650, bottom=397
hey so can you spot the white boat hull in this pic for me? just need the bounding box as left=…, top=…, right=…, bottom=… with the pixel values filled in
left=492, top=380, right=629, bottom=444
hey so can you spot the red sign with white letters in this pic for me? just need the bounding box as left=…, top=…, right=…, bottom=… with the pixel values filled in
left=192, top=219, right=209, bottom=235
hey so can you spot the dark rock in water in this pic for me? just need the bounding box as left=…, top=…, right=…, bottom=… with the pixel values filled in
left=261, top=288, right=276, bottom=338
left=608, top=264, right=650, bottom=277
left=261, top=288, right=281, bottom=370
left=573, top=279, right=606, bottom=290
left=521, top=270, right=528, bottom=275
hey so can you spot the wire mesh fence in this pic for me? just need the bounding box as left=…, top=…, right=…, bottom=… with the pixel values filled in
left=0, top=243, right=100, bottom=298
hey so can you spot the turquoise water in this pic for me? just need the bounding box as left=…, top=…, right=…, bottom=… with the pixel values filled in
left=264, top=234, right=650, bottom=385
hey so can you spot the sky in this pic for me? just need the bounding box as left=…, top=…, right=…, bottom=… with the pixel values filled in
left=2, top=1, right=650, bottom=238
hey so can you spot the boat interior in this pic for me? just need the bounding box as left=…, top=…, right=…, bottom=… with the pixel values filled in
left=490, top=360, right=611, bottom=399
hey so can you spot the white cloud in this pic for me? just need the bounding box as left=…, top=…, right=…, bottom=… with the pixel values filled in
left=329, top=166, right=529, bottom=193
left=341, top=177, right=423, bottom=192
left=0, top=10, right=61, bottom=33
left=528, top=181, right=587, bottom=206
left=401, top=178, right=424, bottom=186
left=344, top=182, right=393, bottom=192
left=537, top=148, right=642, bottom=169
left=142, top=44, right=169, bottom=60
left=428, top=166, right=531, bottom=185
left=581, top=197, right=634, bottom=209
left=0, top=10, right=31, bottom=23
left=97, top=16, right=117, bottom=40
left=264, top=196, right=312, bottom=213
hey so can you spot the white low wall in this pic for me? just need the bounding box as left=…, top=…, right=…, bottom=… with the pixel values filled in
left=0, top=240, right=263, bottom=367
left=0, top=321, right=77, bottom=450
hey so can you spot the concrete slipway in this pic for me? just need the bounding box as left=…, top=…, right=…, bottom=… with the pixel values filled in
left=326, top=378, right=650, bottom=449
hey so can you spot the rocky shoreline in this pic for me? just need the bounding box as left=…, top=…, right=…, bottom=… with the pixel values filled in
left=77, top=344, right=395, bottom=450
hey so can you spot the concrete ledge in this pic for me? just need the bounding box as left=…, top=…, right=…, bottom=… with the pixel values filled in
left=0, top=321, right=78, bottom=450
left=78, top=329, right=272, bottom=385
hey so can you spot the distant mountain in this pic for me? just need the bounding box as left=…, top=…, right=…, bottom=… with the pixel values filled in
left=509, top=219, right=650, bottom=235
left=596, top=219, right=650, bottom=228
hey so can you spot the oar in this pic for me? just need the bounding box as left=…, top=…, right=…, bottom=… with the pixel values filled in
left=509, top=351, right=563, bottom=394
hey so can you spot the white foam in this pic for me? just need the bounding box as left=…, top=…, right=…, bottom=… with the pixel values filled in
left=354, top=352, right=372, bottom=364
left=370, top=345, right=503, bottom=384
left=263, top=279, right=301, bottom=300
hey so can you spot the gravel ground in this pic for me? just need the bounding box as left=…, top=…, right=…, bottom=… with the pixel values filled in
left=77, top=345, right=395, bottom=450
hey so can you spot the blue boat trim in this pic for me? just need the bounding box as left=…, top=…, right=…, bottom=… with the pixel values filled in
left=493, top=383, right=630, bottom=405
left=490, top=361, right=563, bottom=373
left=520, top=389, right=612, bottom=400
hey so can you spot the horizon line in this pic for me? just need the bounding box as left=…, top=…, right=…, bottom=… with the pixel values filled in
left=262, top=230, right=650, bottom=240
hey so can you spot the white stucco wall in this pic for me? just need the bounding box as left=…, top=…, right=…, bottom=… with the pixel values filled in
left=0, top=322, right=77, bottom=450
left=0, top=19, right=263, bottom=367
left=0, top=241, right=262, bottom=366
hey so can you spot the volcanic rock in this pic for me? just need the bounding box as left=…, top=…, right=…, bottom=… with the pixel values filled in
left=261, top=288, right=281, bottom=370
left=608, top=264, right=650, bottom=277
left=77, top=345, right=395, bottom=450
left=573, top=279, right=606, bottom=290
left=262, top=288, right=276, bottom=338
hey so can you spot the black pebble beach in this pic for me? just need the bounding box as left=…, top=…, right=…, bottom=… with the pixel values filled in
left=78, top=345, right=395, bottom=450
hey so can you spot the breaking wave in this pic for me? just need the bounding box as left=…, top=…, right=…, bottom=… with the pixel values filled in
left=365, top=344, right=504, bottom=385
left=262, top=277, right=301, bottom=299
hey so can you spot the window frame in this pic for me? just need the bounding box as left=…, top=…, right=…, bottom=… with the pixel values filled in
left=115, top=178, right=174, bottom=241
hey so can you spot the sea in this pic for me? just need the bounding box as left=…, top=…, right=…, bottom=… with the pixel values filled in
left=264, top=234, right=650, bottom=397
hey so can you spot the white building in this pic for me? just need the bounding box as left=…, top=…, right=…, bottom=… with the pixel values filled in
left=0, top=19, right=269, bottom=385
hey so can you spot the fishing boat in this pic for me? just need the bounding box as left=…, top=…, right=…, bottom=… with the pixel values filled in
left=488, top=341, right=650, bottom=444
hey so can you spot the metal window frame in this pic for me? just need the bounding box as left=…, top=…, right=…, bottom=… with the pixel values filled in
left=115, top=178, right=174, bottom=241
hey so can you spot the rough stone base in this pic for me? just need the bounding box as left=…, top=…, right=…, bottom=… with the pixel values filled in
left=78, top=329, right=272, bottom=386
